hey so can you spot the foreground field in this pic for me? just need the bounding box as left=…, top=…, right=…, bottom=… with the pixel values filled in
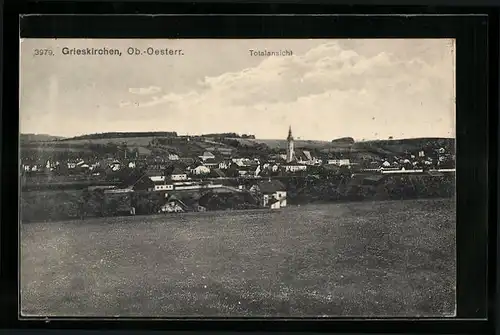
left=21, top=199, right=456, bottom=317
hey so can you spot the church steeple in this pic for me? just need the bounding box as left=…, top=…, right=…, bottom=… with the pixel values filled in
left=286, top=125, right=295, bottom=163
left=287, top=125, right=294, bottom=141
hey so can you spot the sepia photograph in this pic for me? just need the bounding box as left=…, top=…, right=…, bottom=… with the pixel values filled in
left=20, top=38, right=456, bottom=317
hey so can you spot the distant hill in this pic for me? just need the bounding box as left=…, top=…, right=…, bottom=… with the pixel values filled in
left=20, top=130, right=455, bottom=163
left=331, top=137, right=355, bottom=145
left=62, top=132, right=178, bottom=141
left=354, top=137, right=455, bottom=155
left=20, top=134, right=65, bottom=142
left=227, top=138, right=334, bottom=150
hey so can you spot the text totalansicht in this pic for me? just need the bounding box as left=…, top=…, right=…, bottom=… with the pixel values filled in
left=249, top=49, right=293, bottom=57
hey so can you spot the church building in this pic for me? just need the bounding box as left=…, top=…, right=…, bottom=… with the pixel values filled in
left=286, top=125, right=295, bottom=163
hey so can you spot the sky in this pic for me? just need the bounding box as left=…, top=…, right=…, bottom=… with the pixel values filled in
left=20, top=38, right=456, bottom=141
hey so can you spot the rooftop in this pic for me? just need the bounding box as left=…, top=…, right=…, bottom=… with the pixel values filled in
left=255, top=180, right=286, bottom=194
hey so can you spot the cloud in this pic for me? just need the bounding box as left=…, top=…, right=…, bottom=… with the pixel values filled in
left=128, top=86, right=162, bottom=95
left=117, top=40, right=455, bottom=140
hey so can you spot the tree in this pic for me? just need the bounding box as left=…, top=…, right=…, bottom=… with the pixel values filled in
left=163, top=164, right=175, bottom=179
left=226, top=164, right=240, bottom=178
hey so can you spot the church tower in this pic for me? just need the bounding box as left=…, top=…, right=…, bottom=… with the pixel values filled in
left=286, top=125, right=295, bottom=163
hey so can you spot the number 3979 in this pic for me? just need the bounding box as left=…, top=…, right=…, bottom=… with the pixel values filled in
left=33, top=49, right=54, bottom=56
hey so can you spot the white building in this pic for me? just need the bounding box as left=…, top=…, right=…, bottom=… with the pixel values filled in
left=199, top=151, right=215, bottom=161
left=192, top=165, right=210, bottom=175
left=250, top=180, right=287, bottom=209
left=218, top=161, right=231, bottom=170
left=171, top=168, right=188, bottom=181
left=168, top=153, right=180, bottom=161
left=282, top=164, right=307, bottom=173
left=160, top=200, right=184, bottom=213
left=327, top=159, right=350, bottom=166
left=154, top=184, right=174, bottom=191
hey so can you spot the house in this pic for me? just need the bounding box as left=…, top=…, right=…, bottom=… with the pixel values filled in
left=168, top=153, right=180, bottom=161
left=302, top=150, right=313, bottom=161
left=202, top=158, right=219, bottom=168
left=160, top=200, right=185, bottom=213
left=192, top=165, right=210, bottom=175
left=216, top=148, right=233, bottom=157
left=282, top=164, right=307, bottom=173
left=210, top=168, right=226, bottom=178
left=250, top=180, right=287, bottom=209
left=109, top=160, right=121, bottom=171
left=232, top=158, right=251, bottom=167
left=171, top=167, right=188, bottom=181
left=296, top=150, right=313, bottom=163
left=236, top=165, right=257, bottom=176
left=327, top=159, right=350, bottom=166
left=128, top=161, right=136, bottom=169
left=153, top=181, right=174, bottom=192
left=130, top=175, right=155, bottom=192
left=159, top=195, right=189, bottom=213
left=146, top=169, right=165, bottom=182
left=199, top=151, right=215, bottom=161
left=218, top=160, right=232, bottom=170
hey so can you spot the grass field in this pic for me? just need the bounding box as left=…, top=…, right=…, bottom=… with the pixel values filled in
left=21, top=198, right=456, bottom=317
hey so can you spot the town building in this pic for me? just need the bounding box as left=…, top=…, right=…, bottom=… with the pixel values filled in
left=171, top=167, right=188, bottom=181
left=282, top=164, right=307, bottom=173
left=202, top=158, right=219, bottom=168
left=192, top=165, right=211, bottom=175
left=250, top=180, right=287, bottom=209
left=160, top=195, right=188, bottom=213
left=154, top=182, right=174, bottom=192
left=327, top=159, right=351, bottom=166
left=168, top=153, right=180, bottom=161
left=199, top=151, right=216, bottom=161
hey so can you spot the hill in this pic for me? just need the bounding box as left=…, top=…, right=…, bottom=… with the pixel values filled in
left=61, top=132, right=178, bottom=141
left=331, top=137, right=355, bottom=145
left=227, top=138, right=335, bottom=150
left=20, top=134, right=66, bottom=143
left=352, top=137, right=455, bottom=157
left=19, top=131, right=455, bottom=162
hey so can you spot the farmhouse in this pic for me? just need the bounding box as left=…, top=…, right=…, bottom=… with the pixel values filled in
left=160, top=195, right=188, bottom=213
left=171, top=167, right=188, bottom=181
left=153, top=181, right=174, bottom=192
left=192, top=165, right=210, bottom=175
left=130, top=175, right=155, bottom=192
left=282, top=164, right=307, bottom=173
left=202, top=158, right=220, bottom=168
left=146, top=169, right=165, bottom=182
left=218, top=160, right=232, bottom=170
left=327, top=159, right=350, bottom=166
left=250, top=180, right=287, bottom=209
left=168, top=153, right=180, bottom=161
left=199, top=151, right=215, bottom=161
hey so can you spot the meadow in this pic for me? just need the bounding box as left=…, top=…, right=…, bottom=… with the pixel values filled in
left=20, top=198, right=456, bottom=317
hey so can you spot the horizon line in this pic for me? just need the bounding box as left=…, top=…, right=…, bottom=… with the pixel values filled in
left=19, top=131, right=456, bottom=142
